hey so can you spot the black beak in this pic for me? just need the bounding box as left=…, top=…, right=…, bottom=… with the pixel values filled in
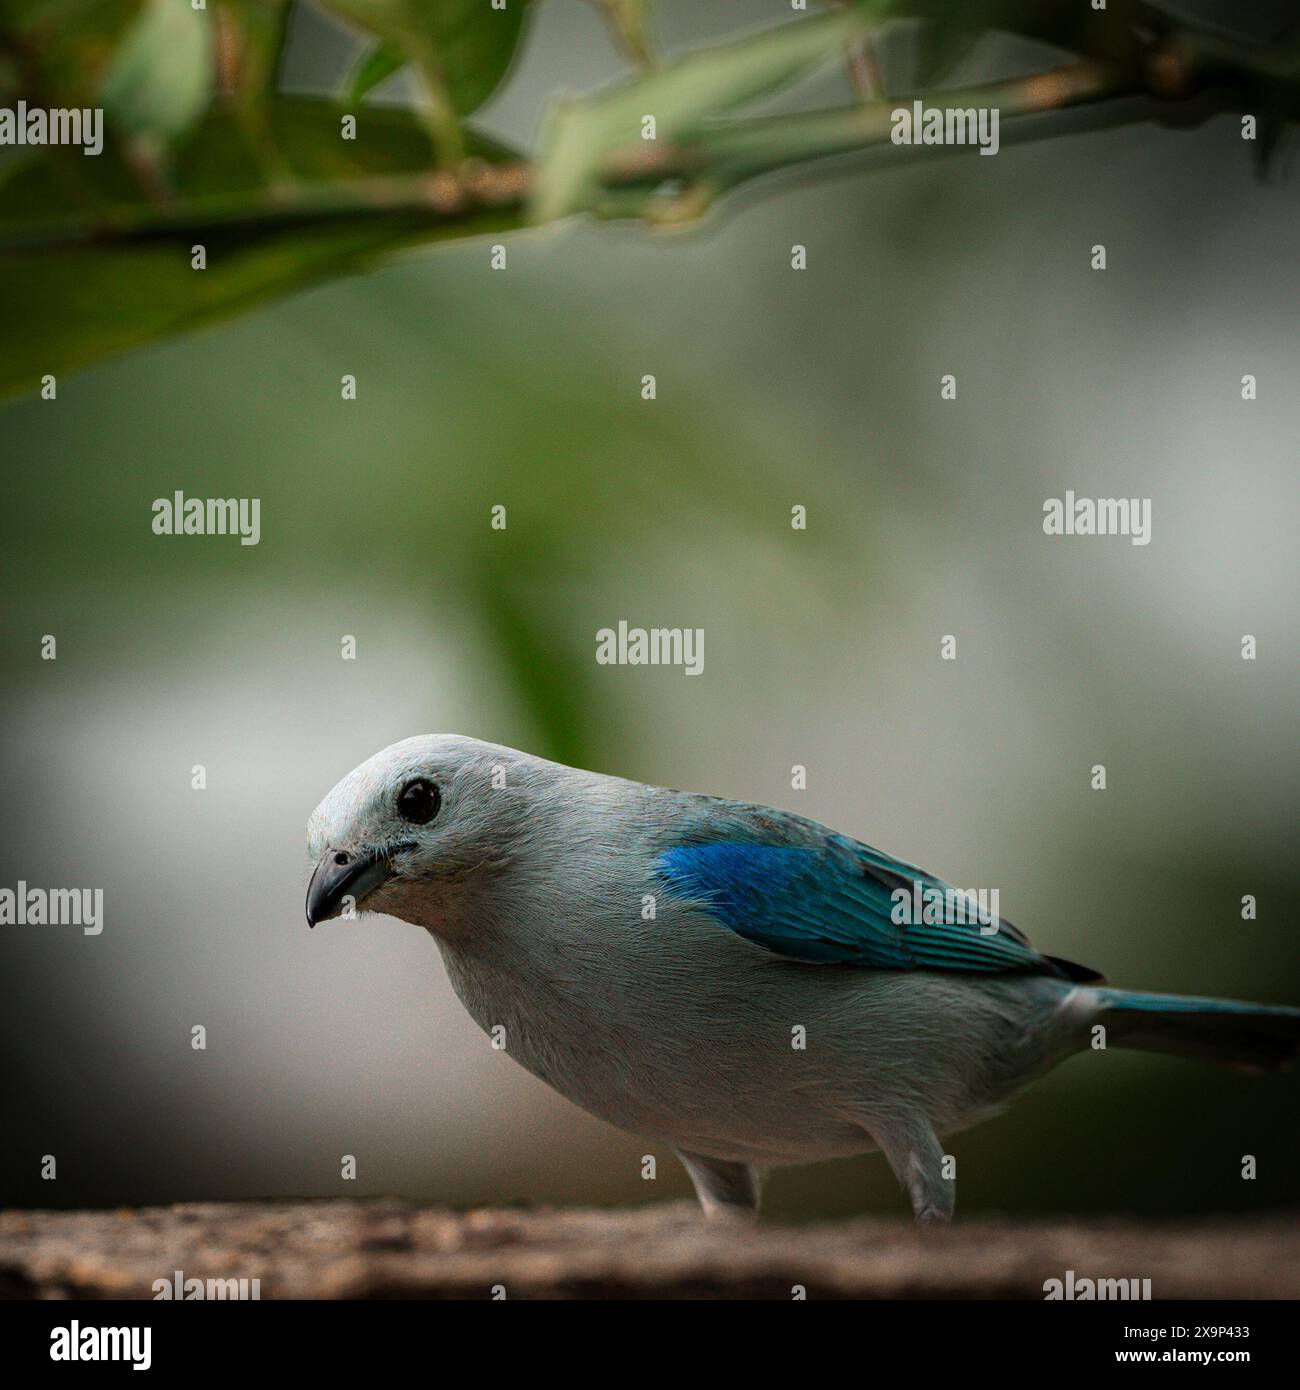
left=306, top=847, right=395, bottom=927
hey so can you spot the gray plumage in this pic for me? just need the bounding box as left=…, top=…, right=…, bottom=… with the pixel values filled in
left=306, top=734, right=1300, bottom=1222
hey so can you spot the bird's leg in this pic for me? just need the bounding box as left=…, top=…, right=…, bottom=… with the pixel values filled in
left=874, top=1116, right=954, bottom=1226
left=677, top=1149, right=762, bottom=1222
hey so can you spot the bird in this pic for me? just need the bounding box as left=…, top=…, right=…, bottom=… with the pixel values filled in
left=305, top=733, right=1300, bottom=1223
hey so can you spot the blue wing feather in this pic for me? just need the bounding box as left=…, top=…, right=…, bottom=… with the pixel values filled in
left=656, top=820, right=1065, bottom=977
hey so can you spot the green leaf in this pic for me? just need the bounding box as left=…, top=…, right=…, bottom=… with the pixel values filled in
left=911, top=20, right=982, bottom=87
left=0, top=99, right=524, bottom=399
left=217, top=0, right=293, bottom=107
left=589, top=0, right=654, bottom=67
left=345, top=38, right=409, bottom=106
left=0, top=213, right=524, bottom=401
left=100, top=0, right=214, bottom=143
left=210, top=1, right=294, bottom=181
left=0, top=2, right=146, bottom=98
left=476, top=567, right=594, bottom=772
left=320, top=0, right=530, bottom=117
left=531, top=9, right=873, bottom=223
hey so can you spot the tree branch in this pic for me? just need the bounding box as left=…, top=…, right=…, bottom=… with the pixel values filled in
left=0, top=59, right=1249, bottom=253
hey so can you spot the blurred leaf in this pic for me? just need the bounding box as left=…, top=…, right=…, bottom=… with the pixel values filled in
left=4, top=0, right=1292, bottom=402
left=0, top=91, right=473, bottom=228
left=911, top=20, right=981, bottom=86
left=217, top=0, right=292, bottom=105
left=0, top=1, right=146, bottom=103
left=588, top=0, right=653, bottom=67
left=320, top=0, right=530, bottom=117
left=0, top=213, right=515, bottom=400
left=212, top=0, right=294, bottom=180
left=477, top=566, right=594, bottom=771
left=531, top=9, right=872, bottom=223
left=345, top=37, right=408, bottom=105
left=100, top=0, right=214, bottom=142
left=0, top=99, right=523, bottom=398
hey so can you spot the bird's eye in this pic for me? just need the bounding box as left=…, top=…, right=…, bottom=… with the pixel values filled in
left=397, top=778, right=440, bottom=825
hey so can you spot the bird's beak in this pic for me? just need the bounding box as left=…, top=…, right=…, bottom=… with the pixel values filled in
left=306, top=847, right=395, bottom=927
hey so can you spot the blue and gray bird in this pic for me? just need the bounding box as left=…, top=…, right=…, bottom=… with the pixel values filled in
left=306, top=735, right=1299, bottom=1222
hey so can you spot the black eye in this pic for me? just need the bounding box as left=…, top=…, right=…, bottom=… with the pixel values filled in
left=397, top=778, right=440, bottom=825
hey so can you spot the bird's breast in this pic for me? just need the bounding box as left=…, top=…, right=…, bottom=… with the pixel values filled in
left=430, top=912, right=1064, bottom=1164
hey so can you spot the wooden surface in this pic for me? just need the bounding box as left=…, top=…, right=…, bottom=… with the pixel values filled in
left=1, top=1201, right=1296, bottom=1299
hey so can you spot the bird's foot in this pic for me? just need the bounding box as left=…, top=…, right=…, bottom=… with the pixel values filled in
left=700, top=1199, right=759, bottom=1227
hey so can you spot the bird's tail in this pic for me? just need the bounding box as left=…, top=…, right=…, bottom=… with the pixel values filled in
left=1094, top=989, right=1300, bottom=1071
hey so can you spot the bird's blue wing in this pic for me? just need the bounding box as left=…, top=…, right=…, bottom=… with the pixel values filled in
left=655, top=821, right=1067, bottom=976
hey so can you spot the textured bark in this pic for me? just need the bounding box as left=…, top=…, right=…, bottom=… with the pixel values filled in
left=0, top=1202, right=1295, bottom=1300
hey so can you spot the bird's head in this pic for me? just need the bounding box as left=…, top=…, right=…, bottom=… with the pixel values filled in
left=305, top=733, right=536, bottom=932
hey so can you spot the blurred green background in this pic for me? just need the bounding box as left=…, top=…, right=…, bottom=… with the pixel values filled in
left=1, top=0, right=1297, bottom=1220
